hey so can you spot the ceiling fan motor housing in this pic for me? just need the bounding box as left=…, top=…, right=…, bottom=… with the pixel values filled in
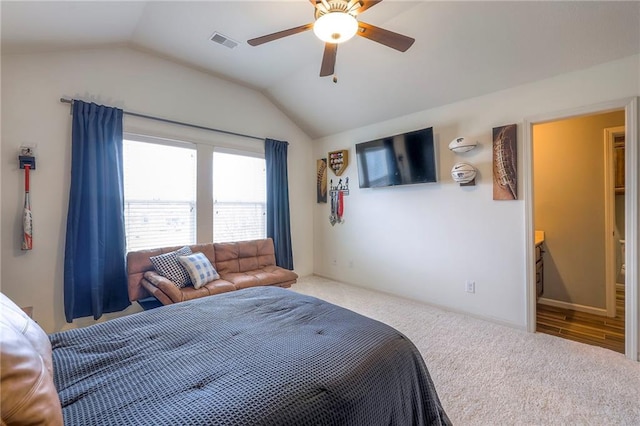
left=313, top=0, right=360, bottom=20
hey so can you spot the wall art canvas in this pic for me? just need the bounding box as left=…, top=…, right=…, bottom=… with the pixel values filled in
left=316, top=158, right=328, bottom=203
left=492, top=124, right=517, bottom=200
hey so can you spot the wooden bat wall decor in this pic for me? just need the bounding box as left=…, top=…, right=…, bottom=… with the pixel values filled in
left=19, top=152, right=36, bottom=250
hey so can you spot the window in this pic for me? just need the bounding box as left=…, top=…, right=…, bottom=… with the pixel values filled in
left=213, top=151, right=266, bottom=242
left=123, top=139, right=196, bottom=251
left=123, top=136, right=265, bottom=250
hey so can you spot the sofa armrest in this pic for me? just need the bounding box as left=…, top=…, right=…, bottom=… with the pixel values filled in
left=143, top=271, right=185, bottom=304
left=140, top=278, right=173, bottom=306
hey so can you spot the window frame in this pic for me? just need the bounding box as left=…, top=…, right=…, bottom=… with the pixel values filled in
left=123, top=132, right=267, bottom=250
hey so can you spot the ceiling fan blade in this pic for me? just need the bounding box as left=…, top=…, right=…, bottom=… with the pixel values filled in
left=247, top=23, right=314, bottom=46
left=320, top=43, right=338, bottom=77
left=355, top=0, right=383, bottom=15
left=356, top=21, right=415, bottom=52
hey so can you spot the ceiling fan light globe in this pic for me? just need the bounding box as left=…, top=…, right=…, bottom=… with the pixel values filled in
left=313, top=12, right=358, bottom=44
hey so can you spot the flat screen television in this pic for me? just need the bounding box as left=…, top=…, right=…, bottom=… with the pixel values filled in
left=355, top=127, right=437, bottom=188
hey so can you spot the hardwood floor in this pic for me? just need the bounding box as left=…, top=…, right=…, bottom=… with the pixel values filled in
left=536, top=283, right=625, bottom=354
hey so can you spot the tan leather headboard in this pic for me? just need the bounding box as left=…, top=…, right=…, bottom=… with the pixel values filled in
left=0, top=292, right=63, bottom=425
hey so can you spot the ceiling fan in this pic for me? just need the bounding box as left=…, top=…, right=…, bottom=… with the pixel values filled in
left=247, top=0, right=415, bottom=78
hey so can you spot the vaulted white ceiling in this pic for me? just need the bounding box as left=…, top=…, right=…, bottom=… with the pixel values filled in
left=2, top=1, right=639, bottom=138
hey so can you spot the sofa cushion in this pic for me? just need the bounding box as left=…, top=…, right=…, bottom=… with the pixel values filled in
left=178, top=252, right=220, bottom=289
left=223, top=266, right=299, bottom=290
left=0, top=292, right=63, bottom=425
left=202, top=280, right=237, bottom=296
left=214, top=239, right=277, bottom=275
left=150, top=246, right=192, bottom=288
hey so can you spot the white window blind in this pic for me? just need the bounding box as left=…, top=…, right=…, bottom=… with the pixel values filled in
left=123, top=139, right=197, bottom=251
left=213, top=151, right=266, bottom=243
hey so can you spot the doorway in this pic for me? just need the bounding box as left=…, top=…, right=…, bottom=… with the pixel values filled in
left=523, top=98, right=638, bottom=361
left=531, top=111, right=625, bottom=353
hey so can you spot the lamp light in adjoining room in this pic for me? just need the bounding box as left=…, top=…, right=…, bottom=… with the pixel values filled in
left=313, top=12, right=358, bottom=44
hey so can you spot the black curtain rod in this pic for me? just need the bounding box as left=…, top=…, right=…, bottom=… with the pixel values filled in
left=59, top=98, right=264, bottom=142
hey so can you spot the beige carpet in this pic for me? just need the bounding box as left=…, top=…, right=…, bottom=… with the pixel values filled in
left=291, top=275, right=640, bottom=425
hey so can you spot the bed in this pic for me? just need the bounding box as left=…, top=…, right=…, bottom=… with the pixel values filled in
left=3, top=287, right=450, bottom=425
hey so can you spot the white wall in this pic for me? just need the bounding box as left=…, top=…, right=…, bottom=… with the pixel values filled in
left=1, top=46, right=314, bottom=333
left=312, top=55, right=639, bottom=329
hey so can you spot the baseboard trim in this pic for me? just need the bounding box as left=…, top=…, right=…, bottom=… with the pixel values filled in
left=309, top=273, right=527, bottom=331
left=538, top=297, right=608, bottom=316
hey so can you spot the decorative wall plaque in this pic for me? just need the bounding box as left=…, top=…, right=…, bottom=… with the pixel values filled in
left=492, top=124, right=517, bottom=200
left=316, top=158, right=327, bottom=203
left=328, top=149, right=348, bottom=176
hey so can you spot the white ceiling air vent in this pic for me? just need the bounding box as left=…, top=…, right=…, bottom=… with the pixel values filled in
left=210, top=32, right=238, bottom=49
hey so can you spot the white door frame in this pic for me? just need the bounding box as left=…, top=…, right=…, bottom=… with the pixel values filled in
left=604, top=125, right=625, bottom=318
left=523, top=97, right=639, bottom=361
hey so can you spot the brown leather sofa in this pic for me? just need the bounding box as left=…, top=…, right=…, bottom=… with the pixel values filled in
left=127, top=238, right=298, bottom=306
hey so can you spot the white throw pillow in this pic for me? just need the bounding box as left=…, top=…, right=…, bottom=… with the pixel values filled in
left=177, top=252, right=220, bottom=289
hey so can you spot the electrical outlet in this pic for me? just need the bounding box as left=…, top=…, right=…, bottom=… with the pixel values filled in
left=465, top=280, right=475, bottom=293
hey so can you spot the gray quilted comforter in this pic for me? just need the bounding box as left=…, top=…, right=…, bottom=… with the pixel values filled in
left=51, top=286, right=450, bottom=425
